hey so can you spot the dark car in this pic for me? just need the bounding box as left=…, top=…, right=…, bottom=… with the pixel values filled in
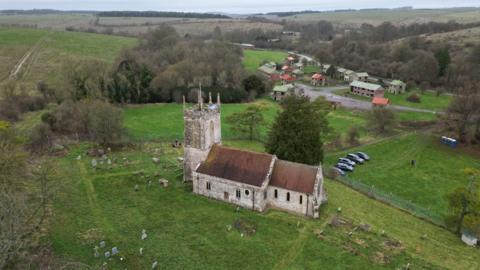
left=332, top=167, right=346, bottom=176
left=335, top=162, right=354, bottom=172
left=338, top=158, right=356, bottom=167
left=347, top=153, right=364, bottom=164
left=356, top=152, right=370, bottom=161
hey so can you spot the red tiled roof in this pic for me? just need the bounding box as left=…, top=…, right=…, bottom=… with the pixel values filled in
left=280, top=74, right=295, bottom=81
left=312, top=73, right=324, bottom=80
left=287, top=56, right=295, bottom=61
left=372, top=97, right=390, bottom=105
left=196, top=145, right=273, bottom=187
left=282, top=65, right=291, bottom=71
left=270, top=160, right=318, bottom=194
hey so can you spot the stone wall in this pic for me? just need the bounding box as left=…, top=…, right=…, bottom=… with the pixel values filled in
left=193, top=172, right=267, bottom=212
left=266, top=186, right=309, bottom=216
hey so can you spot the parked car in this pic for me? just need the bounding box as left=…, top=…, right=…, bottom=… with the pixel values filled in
left=332, top=167, right=346, bottom=176
left=338, top=158, right=356, bottom=167
left=335, top=162, right=354, bottom=172
left=347, top=153, right=364, bottom=164
left=356, top=152, right=370, bottom=161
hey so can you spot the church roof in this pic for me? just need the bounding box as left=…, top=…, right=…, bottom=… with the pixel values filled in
left=270, top=160, right=318, bottom=194
left=196, top=145, right=273, bottom=187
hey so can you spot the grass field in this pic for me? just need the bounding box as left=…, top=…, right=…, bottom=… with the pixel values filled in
left=0, top=27, right=137, bottom=89
left=242, top=49, right=287, bottom=72
left=47, top=141, right=480, bottom=269
left=325, top=133, right=480, bottom=217
left=286, top=8, right=480, bottom=26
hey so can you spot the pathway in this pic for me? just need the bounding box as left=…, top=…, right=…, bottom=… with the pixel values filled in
left=9, top=35, right=48, bottom=80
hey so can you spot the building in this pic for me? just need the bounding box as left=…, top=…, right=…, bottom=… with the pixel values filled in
left=257, top=62, right=279, bottom=80
left=355, top=72, right=369, bottom=82
left=183, top=91, right=327, bottom=218
left=388, top=80, right=406, bottom=94
left=372, top=96, right=390, bottom=107
left=343, top=70, right=355, bottom=81
left=350, top=80, right=385, bottom=98
left=272, top=84, right=294, bottom=101
left=311, top=73, right=326, bottom=86
left=280, top=74, right=296, bottom=85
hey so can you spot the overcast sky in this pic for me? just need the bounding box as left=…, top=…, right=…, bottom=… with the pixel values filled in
left=1, top=0, right=479, bottom=13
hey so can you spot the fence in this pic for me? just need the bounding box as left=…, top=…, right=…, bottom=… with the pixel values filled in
left=331, top=173, right=446, bottom=228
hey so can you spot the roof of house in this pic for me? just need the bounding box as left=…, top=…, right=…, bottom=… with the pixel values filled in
left=345, top=70, right=355, bottom=75
left=372, top=97, right=390, bottom=106
left=350, top=80, right=384, bottom=91
left=292, top=69, right=304, bottom=75
left=337, top=67, right=346, bottom=73
left=356, top=72, right=369, bottom=77
left=270, top=160, right=318, bottom=194
left=280, top=74, right=296, bottom=81
left=258, top=64, right=277, bottom=75
left=390, top=80, right=405, bottom=86
left=312, top=73, right=324, bottom=80
left=273, top=84, right=294, bottom=93
left=196, top=145, right=274, bottom=187
left=287, top=56, right=295, bottom=61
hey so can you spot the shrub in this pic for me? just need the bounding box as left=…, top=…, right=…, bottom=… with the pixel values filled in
left=406, top=92, right=421, bottom=103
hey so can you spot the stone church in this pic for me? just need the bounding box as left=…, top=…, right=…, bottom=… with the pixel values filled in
left=183, top=91, right=327, bottom=218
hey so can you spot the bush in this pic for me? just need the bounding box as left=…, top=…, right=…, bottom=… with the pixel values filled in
left=406, top=92, right=421, bottom=103
left=27, top=123, right=54, bottom=154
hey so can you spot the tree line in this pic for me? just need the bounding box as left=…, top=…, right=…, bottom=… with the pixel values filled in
left=96, top=11, right=230, bottom=19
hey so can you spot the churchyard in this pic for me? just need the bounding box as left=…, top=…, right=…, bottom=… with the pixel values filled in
left=48, top=140, right=479, bottom=269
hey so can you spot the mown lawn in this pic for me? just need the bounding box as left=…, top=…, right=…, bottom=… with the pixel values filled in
left=385, top=91, right=452, bottom=111
left=242, top=49, right=287, bottom=72
left=48, top=142, right=480, bottom=269
left=325, top=133, right=480, bottom=217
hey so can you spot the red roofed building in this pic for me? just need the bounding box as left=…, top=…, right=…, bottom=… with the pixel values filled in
left=280, top=74, right=296, bottom=84
left=311, top=73, right=326, bottom=86
left=281, top=65, right=292, bottom=72
left=372, top=96, right=390, bottom=107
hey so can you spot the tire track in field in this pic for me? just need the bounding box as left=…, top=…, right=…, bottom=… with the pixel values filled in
left=8, top=34, right=49, bottom=80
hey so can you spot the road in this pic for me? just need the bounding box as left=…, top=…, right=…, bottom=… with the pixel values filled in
left=296, top=83, right=437, bottom=114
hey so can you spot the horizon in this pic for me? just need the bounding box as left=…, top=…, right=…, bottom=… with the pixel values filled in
left=0, top=0, right=479, bottom=14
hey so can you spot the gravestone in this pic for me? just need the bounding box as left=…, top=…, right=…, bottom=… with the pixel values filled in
left=104, top=251, right=111, bottom=258
left=112, top=247, right=119, bottom=255
left=99, top=241, right=106, bottom=248
left=76, top=155, right=82, bottom=160
left=91, top=159, right=98, bottom=168
left=148, top=180, right=152, bottom=188
left=141, top=229, right=148, bottom=240
left=94, top=246, right=100, bottom=258
left=134, top=184, right=139, bottom=192
left=159, top=179, right=169, bottom=188
left=152, top=261, right=158, bottom=269
left=152, top=157, right=160, bottom=164
left=139, top=247, right=144, bottom=255
left=107, top=159, right=112, bottom=165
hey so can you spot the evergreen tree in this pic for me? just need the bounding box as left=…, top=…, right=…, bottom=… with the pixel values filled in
left=266, top=95, right=325, bottom=165
left=435, top=47, right=451, bottom=77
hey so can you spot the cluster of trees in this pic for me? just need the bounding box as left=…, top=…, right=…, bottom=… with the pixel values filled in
left=96, top=11, right=230, bottom=19
left=0, top=81, right=47, bottom=122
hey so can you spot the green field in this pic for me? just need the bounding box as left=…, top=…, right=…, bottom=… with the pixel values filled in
left=0, top=27, right=137, bottom=88
left=385, top=91, right=452, bottom=111
left=326, top=133, right=480, bottom=217
left=47, top=141, right=480, bottom=269
left=242, top=49, right=287, bottom=72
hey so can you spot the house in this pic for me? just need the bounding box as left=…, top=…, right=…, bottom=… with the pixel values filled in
left=183, top=91, right=327, bottom=218
left=350, top=80, right=385, bottom=98
left=372, top=96, right=390, bottom=107
left=344, top=70, right=355, bottom=81
left=292, top=69, right=304, bottom=77
left=257, top=62, right=278, bottom=80
left=280, top=74, right=296, bottom=84
left=388, top=80, right=406, bottom=94
left=355, top=72, right=369, bottom=82
left=272, top=84, right=294, bottom=101
left=281, top=65, right=293, bottom=73
left=336, top=67, right=347, bottom=79
left=321, top=64, right=331, bottom=74
left=311, top=73, right=326, bottom=86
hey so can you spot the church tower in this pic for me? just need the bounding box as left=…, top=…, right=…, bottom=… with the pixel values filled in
left=183, top=90, right=221, bottom=182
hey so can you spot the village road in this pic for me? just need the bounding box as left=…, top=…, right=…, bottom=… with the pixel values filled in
left=296, top=83, right=437, bottom=114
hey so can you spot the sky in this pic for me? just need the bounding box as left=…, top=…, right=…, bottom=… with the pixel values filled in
left=0, top=0, right=479, bottom=14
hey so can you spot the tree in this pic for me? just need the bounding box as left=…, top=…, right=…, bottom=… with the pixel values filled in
left=435, top=47, right=451, bottom=77
left=85, top=100, right=123, bottom=146
left=366, top=107, right=397, bottom=135
left=445, top=169, right=480, bottom=235
left=226, top=104, right=265, bottom=141
left=62, top=58, right=109, bottom=101
left=242, top=75, right=266, bottom=99
left=346, top=126, right=360, bottom=146
left=266, top=95, right=325, bottom=165
left=403, top=51, right=439, bottom=83
left=213, top=26, right=223, bottom=40
left=27, top=123, right=54, bottom=154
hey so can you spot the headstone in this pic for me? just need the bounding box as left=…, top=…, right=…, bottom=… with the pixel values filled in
left=112, top=246, right=119, bottom=255
left=141, top=231, right=148, bottom=240
left=99, top=241, right=106, bottom=248
left=152, top=157, right=160, bottom=164
left=91, top=159, right=98, bottom=168
left=102, top=154, right=108, bottom=160
left=148, top=180, right=152, bottom=188
left=94, top=246, right=100, bottom=258
left=76, top=155, right=82, bottom=160
left=152, top=261, right=158, bottom=269
left=159, top=179, right=169, bottom=188
left=134, top=184, right=139, bottom=191
left=104, top=251, right=111, bottom=258
left=107, top=159, right=112, bottom=165
left=139, top=247, right=144, bottom=255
